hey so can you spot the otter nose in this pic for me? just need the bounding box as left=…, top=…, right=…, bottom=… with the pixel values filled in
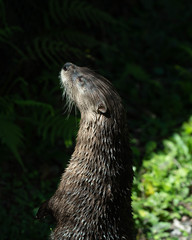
left=63, top=62, right=73, bottom=71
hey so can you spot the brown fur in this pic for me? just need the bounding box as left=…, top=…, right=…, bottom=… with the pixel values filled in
left=36, top=63, right=134, bottom=240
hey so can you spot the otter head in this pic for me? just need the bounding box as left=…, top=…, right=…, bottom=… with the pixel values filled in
left=60, top=62, right=121, bottom=119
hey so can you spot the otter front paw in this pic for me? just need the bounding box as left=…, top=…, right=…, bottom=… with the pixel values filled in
left=35, top=200, right=50, bottom=220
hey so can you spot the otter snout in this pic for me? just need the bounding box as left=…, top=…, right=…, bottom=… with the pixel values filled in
left=63, top=62, right=74, bottom=71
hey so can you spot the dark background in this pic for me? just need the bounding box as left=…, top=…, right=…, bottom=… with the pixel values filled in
left=1, top=0, right=192, bottom=239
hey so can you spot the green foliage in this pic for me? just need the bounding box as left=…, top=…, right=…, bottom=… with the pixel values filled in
left=0, top=94, right=78, bottom=170
left=1, top=0, right=192, bottom=239
left=0, top=114, right=25, bottom=170
left=14, top=99, right=55, bottom=115
left=48, top=0, right=116, bottom=26
left=38, top=114, right=79, bottom=146
left=133, top=117, right=192, bottom=239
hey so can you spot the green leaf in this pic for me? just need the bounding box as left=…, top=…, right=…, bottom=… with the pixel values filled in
left=14, top=99, right=55, bottom=116
left=0, top=114, right=25, bottom=171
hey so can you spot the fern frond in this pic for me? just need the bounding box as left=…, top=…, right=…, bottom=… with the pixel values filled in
left=14, top=99, right=55, bottom=116
left=0, top=26, right=21, bottom=40
left=48, top=0, right=117, bottom=27
left=51, top=115, right=79, bottom=145
left=59, top=30, right=99, bottom=48
left=121, top=63, right=156, bottom=85
left=26, top=38, right=65, bottom=67
left=0, top=114, right=25, bottom=171
left=180, top=44, right=192, bottom=58
left=38, top=113, right=79, bottom=147
left=26, top=37, right=83, bottom=67
left=0, top=96, right=13, bottom=113
left=49, top=0, right=67, bottom=25
left=68, top=1, right=116, bottom=27
left=0, top=27, right=10, bottom=41
left=33, top=38, right=51, bottom=66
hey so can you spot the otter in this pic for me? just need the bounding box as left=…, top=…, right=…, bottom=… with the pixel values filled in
left=36, top=63, right=134, bottom=240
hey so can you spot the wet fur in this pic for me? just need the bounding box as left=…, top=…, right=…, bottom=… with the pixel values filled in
left=37, top=64, right=134, bottom=239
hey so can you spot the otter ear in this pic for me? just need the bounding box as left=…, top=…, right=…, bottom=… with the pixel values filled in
left=97, top=101, right=107, bottom=114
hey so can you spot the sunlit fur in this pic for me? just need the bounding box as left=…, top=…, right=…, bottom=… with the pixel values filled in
left=44, top=64, right=134, bottom=239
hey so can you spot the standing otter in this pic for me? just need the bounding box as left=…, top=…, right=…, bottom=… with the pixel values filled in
left=36, top=63, right=134, bottom=240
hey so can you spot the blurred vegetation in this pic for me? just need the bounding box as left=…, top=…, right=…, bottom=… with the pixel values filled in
left=0, top=0, right=192, bottom=239
left=133, top=117, right=192, bottom=239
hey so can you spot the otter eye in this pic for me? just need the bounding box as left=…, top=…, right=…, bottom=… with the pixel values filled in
left=78, top=76, right=85, bottom=84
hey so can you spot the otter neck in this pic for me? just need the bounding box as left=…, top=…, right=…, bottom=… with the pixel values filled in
left=72, top=110, right=126, bottom=176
